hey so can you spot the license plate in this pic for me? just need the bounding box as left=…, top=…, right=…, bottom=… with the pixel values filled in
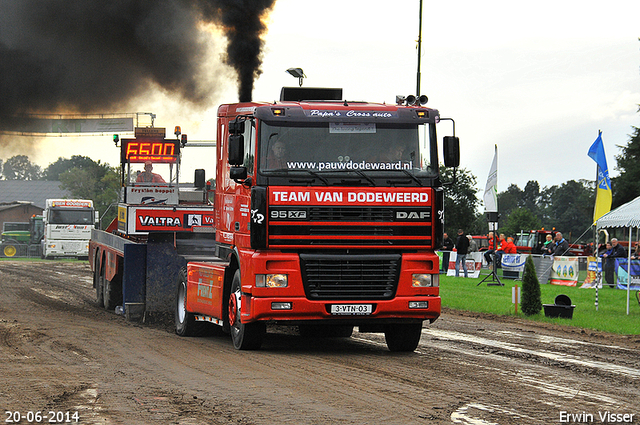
left=330, top=304, right=372, bottom=315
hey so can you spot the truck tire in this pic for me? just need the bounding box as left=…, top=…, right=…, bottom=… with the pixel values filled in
left=228, top=270, right=265, bottom=350
left=175, top=268, right=210, bottom=337
left=103, top=273, right=122, bottom=311
left=95, top=264, right=104, bottom=307
left=384, top=323, right=423, bottom=352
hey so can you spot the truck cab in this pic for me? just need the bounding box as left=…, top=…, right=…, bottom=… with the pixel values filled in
left=42, top=199, right=97, bottom=259
left=180, top=87, right=460, bottom=351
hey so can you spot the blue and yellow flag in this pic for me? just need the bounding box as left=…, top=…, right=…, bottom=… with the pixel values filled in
left=587, top=131, right=612, bottom=224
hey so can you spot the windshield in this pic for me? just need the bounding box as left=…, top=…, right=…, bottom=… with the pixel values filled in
left=258, top=122, right=435, bottom=176
left=3, top=223, right=29, bottom=232
left=49, top=209, right=94, bottom=225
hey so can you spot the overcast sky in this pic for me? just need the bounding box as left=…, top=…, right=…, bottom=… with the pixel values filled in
left=8, top=0, right=640, bottom=202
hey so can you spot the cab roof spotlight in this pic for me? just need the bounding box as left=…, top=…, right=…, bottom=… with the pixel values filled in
left=405, top=95, right=417, bottom=105
left=286, top=67, right=306, bottom=87
left=418, top=95, right=428, bottom=105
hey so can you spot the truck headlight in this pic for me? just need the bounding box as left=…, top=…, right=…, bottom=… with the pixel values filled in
left=412, top=273, right=438, bottom=287
left=256, top=274, right=288, bottom=288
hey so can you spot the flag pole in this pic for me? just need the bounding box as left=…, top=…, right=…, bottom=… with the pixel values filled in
left=595, top=130, right=600, bottom=311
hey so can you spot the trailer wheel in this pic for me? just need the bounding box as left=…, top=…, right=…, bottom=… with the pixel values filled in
left=228, top=270, right=264, bottom=350
left=103, top=273, right=122, bottom=311
left=95, top=264, right=104, bottom=307
left=384, top=323, right=423, bottom=352
left=175, top=268, right=201, bottom=336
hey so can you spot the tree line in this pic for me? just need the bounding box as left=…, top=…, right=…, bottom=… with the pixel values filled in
left=0, top=155, right=120, bottom=226
left=442, top=115, right=640, bottom=243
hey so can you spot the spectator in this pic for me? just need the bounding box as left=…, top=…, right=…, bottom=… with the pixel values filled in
left=467, top=234, right=478, bottom=252
left=494, top=233, right=507, bottom=267
left=483, top=232, right=495, bottom=265
left=440, top=232, right=454, bottom=273
left=551, top=232, right=570, bottom=257
left=601, top=242, right=613, bottom=258
left=455, top=229, right=470, bottom=278
left=631, top=243, right=640, bottom=260
left=136, top=161, right=166, bottom=183
left=540, top=234, right=554, bottom=256
left=602, top=238, right=627, bottom=287
left=502, top=237, right=517, bottom=254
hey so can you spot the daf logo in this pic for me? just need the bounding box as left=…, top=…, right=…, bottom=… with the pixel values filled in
left=396, top=211, right=430, bottom=220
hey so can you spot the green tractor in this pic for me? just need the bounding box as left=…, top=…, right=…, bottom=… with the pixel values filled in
left=1, top=216, right=44, bottom=258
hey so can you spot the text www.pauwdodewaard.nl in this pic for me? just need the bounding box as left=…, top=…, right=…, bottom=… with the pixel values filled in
left=285, top=160, right=412, bottom=171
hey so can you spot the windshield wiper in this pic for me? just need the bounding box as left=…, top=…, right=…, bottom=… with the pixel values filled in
left=351, top=170, right=376, bottom=186
left=387, top=170, right=423, bottom=186
left=263, top=168, right=330, bottom=185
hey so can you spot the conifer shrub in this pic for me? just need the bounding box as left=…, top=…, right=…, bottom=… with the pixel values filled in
left=521, top=255, right=542, bottom=316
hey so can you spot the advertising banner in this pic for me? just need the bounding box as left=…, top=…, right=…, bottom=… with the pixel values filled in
left=580, top=256, right=602, bottom=288
left=550, top=256, right=580, bottom=286
left=126, top=186, right=179, bottom=205
left=502, top=254, right=527, bottom=272
left=447, top=252, right=483, bottom=278
left=133, top=207, right=215, bottom=232
left=614, top=259, right=640, bottom=291
left=4, top=117, right=134, bottom=134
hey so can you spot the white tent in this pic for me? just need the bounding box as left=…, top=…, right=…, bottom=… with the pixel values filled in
left=595, top=195, right=640, bottom=314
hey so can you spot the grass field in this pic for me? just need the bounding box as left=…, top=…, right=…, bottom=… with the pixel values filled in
left=440, top=270, right=640, bottom=335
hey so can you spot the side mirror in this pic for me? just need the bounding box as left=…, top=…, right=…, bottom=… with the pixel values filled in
left=230, top=166, right=247, bottom=181
left=194, top=169, right=205, bottom=189
left=229, top=120, right=245, bottom=134
left=94, top=211, right=100, bottom=223
left=228, top=134, right=244, bottom=165
left=443, top=136, right=460, bottom=168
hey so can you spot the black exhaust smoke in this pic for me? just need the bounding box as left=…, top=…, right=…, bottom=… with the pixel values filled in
left=188, top=0, right=277, bottom=102
left=0, top=0, right=275, bottom=127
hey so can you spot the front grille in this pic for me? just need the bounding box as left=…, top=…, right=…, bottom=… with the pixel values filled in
left=308, top=207, right=393, bottom=222
left=268, top=205, right=432, bottom=247
left=300, top=253, right=401, bottom=300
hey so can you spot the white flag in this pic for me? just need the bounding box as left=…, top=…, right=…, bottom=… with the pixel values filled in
left=483, top=145, right=498, bottom=212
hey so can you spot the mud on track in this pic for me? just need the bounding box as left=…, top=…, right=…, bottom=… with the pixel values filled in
left=1, top=261, right=639, bottom=424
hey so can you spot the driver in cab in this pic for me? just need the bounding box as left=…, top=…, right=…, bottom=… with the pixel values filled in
left=136, top=161, right=166, bottom=183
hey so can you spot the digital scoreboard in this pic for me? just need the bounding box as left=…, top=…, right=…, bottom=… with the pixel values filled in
left=121, top=137, right=180, bottom=163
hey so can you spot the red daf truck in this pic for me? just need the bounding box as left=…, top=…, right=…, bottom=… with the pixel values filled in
left=179, top=87, right=459, bottom=351
left=91, top=87, right=460, bottom=352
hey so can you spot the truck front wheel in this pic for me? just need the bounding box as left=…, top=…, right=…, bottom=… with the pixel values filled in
left=228, top=270, right=265, bottom=350
left=384, top=323, right=423, bottom=352
left=175, top=268, right=208, bottom=336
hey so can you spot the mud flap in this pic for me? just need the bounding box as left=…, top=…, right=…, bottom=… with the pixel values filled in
left=123, top=243, right=147, bottom=321
left=145, top=240, right=187, bottom=317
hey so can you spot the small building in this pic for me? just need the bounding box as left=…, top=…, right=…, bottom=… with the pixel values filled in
left=0, top=181, right=71, bottom=231
left=0, top=202, right=43, bottom=231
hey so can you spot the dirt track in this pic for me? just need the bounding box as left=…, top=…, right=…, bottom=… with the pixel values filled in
left=1, top=260, right=639, bottom=425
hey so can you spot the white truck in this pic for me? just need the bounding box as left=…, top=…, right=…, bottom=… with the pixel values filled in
left=42, top=199, right=98, bottom=259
